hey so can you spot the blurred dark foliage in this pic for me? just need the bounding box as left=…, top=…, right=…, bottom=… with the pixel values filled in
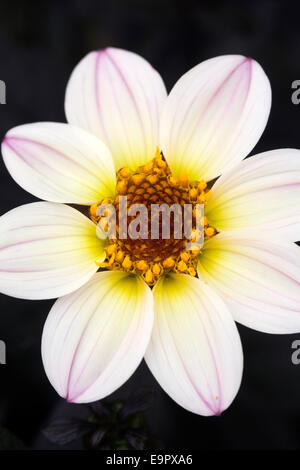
left=0, top=426, right=26, bottom=450
left=43, top=389, right=162, bottom=450
left=1, top=0, right=300, bottom=450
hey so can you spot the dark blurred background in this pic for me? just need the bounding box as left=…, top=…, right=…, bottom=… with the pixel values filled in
left=0, top=0, right=300, bottom=450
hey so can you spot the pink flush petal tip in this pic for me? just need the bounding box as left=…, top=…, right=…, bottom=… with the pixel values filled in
left=1, top=134, right=10, bottom=147
left=65, top=391, right=79, bottom=404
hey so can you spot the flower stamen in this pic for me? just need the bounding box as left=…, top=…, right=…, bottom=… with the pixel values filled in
left=91, top=149, right=217, bottom=286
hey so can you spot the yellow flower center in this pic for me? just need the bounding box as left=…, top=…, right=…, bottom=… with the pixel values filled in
left=90, top=148, right=216, bottom=286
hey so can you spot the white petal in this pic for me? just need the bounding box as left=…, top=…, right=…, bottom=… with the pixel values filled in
left=159, top=55, right=271, bottom=182
left=2, top=122, right=116, bottom=204
left=42, top=271, right=153, bottom=403
left=197, top=232, right=300, bottom=333
left=206, top=149, right=300, bottom=242
left=0, top=202, right=104, bottom=299
left=145, top=274, right=243, bottom=416
left=65, top=47, right=167, bottom=171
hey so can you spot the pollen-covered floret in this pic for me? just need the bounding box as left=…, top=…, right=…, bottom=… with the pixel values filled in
left=90, top=148, right=216, bottom=286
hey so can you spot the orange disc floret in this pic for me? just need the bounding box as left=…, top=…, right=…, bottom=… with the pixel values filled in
left=89, top=149, right=217, bottom=286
